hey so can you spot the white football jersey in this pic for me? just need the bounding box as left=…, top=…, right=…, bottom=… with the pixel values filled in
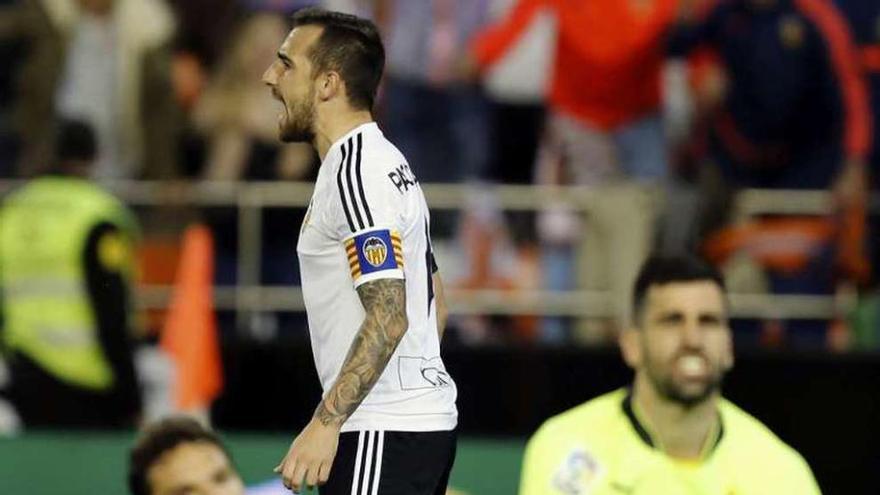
left=297, top=122, right=457, bottom=433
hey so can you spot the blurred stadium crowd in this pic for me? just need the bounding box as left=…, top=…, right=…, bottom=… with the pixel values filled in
left=0, top=1, right=879, bottom=493
left=0, top=0, right=878, bottom=432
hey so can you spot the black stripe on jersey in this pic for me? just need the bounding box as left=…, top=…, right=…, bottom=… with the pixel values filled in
left=345, top=136, right=366, bottom=230
left=622, top=391, right=655, bottom=448
left=355, top=133, right=375, bottom=227
left=713, top=413, right=725, bottom=451
left=337, top=140, right=357, bottom=232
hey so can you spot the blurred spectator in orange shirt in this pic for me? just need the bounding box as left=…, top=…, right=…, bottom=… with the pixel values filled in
left=465, top=0, right=679, bottom=342
left=471, top=0, right=678, bottom=136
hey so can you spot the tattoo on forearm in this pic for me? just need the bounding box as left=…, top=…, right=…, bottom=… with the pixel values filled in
left=315, top=278, right=408, bottom=427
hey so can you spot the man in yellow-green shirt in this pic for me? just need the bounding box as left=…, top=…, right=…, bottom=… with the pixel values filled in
left=520, top=255, right=821, bottom=494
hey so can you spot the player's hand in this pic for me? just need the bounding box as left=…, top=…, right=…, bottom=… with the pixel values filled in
left=275, top=417, right=341, bottom=493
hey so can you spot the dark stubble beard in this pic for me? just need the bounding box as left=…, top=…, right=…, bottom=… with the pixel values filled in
left=280, top=87, right=316, bottom=144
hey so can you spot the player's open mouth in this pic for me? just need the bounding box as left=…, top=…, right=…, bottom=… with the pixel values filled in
left=676, top=355, right=708, bottom=378
left=272, top=90, right=287, bottom=122
left=272, top=90, right=285, bottom=107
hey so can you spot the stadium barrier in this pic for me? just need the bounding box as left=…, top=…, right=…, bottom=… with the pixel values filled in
left=0, top=180, right=859, bottom=321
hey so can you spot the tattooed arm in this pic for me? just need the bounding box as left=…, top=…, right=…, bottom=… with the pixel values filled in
left=276, top=278, right=408, bottom=492
left=314, top=278, right=409, bottom=427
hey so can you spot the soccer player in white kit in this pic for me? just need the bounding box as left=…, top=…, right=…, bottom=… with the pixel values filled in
left=262, top=8, right=457, bottom=494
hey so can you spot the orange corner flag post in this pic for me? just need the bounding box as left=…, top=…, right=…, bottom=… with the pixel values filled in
left=160, top=224, right=223, bottom=413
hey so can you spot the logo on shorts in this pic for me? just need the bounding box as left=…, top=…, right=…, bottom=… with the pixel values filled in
left=363, top=237, right=388, bottom=267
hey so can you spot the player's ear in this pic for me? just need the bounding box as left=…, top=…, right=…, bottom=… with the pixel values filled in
left=619, top=327, right=642, bottom=370
left=317, top=70, right=341, bottom=101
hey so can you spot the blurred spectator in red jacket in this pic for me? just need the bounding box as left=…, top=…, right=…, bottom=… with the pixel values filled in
left=464, top=0, right=680, bottom=342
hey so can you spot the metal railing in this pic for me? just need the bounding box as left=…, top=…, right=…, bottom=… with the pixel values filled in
left=0, top=180, right=860, bottom=321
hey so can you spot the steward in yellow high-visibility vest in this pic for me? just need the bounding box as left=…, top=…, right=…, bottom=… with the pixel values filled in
left=0, top=120, right=141, bottom=427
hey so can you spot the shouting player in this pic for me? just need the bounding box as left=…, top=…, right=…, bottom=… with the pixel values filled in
left=263, top=8, right=457, bottom=494
left=519, top=255, right=821, bottom=494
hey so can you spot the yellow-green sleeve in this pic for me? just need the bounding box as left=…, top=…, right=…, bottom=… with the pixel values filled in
left=761, top=446, right=822, bottom=495
left=519, top=425, right=557, bottom=495
left=786, top=453, right=822, bottom=495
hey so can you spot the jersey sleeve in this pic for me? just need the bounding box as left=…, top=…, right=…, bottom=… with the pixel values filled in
left=84, top=223, right=141, bottom=422
left=521, top=420, right=587, bottom=495
left=778, top=449, right=822, bottom=495
left=520, top=425, right=555, bottom=495
left=331, top=135, right=407, bottom=288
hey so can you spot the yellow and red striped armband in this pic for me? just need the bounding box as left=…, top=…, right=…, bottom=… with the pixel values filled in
left=344, top=229, right=403, bottom=281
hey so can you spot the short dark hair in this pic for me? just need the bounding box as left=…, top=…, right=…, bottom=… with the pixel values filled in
left=291, top=7, right=385, bottom=111
left=632, top=254, right=726, bottom=322
left=128, top=416, right=233, bottom=495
